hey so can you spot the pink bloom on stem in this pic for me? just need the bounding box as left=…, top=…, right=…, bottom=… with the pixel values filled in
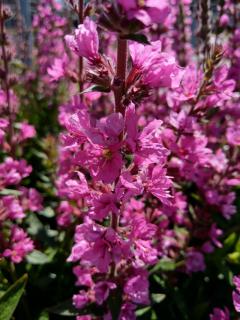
left=73, top=290, right=89, bottom=309
left=58, top=171, right=89, bottom=200
left=65, top=17, right=99, bottom=61
left=125, top=104, right=169, bottom=166
left=91, top=193, right=119, bottom=221
left=57, top=201, right=73, bottom=227
left=94, top=281, right=116, bottom=305
left=2, top=196, right=25, bottom=220
left=124, top=270, right=149, bottom=305
left=129, top=41, right=184, bottom=89
left=47, top=55, right=67, bottom=81
left=68, top=111, right=124, bottom=183
left=3, top=226, right=34, bottom=263
left=82, top=238, right=112, bottom=273
left=18, top=122, right=36, bottom=142
left=73, top=266, right=93, bottom=288
left=144, top=164, right=172, bottom=205
left=171, top=64, right=202, bottom=102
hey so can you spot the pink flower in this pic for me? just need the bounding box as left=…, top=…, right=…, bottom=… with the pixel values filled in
left=65, top=17, right=99, bottom=61
left=233, top=291, right=240, bottom=312
left=124, top=270, right=149, bottom=305
left=209, top=307, right=230, bottom=320
left=0, top=118, right=8, bottom=144
left=3, top=226, right=34, bottom=263
left=68, top=111, right=124, bottom=183
left=233, top=276, right=240, bottom=313
left=186, top=250, right=206, bottom=273
left=144, top=164, right=172, bottom=205
left=94, top=281, right=116, bottom=305
left=129, top=41, right=184, bottom=89
left=209, top=223, right=223, bottom=248
left=18, top=122, right=36, bottom=142
left=76, top=316, right=91, bottom=320
left=227, top=121, right=240, bottom=146
left=120, top=303, right=136, bottom=320
left=82, top=238, right=112, bottom=273
left=91, top=193, right=119, bottom=221
left=0, top=157, right=32, bottom=187
left=118, top=0, right=170, bottom=26
left=47, top=55, right=67, bottom=81
left=73, top=266, right=93, bottom=287
left=57, top=201, right=73, bottom=227
left=125, top=104, right=169, bottom=166
left=220, top=14, right=230, bottom=27
left=20, top=187, right=43, bottom=212
left=233, top=275, right=240, bottom=292
left=1, top=196, right=25, bottom=220
left=58, top=172, right=89, bottom=200
left=170, top=64, right=202, bottom=101
left=73, top=290, right=89, bottom=309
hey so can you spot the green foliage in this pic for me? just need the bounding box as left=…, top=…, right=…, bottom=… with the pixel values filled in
left=0, top=274, right=27, bottom=320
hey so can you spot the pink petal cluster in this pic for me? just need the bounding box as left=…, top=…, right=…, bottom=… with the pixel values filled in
left=117, top=0, right=171, bottom=26
left=65, top=17, right=99, bottom=61
left=233, top=276, right=240, bottom=313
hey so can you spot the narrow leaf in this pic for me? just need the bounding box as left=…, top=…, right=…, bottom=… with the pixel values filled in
left=151, top=293, right=166, bottom=304
left=47, top=299, right=78, bottom=316
left=0, top=189, right=22, bottom=196
left=0, top=274, right=28, bottom=320
left=26, top=250, right=51, bottom=265
left=79, top=85, right=110, bottom=95
left=122, top=33, right=150, bottom=45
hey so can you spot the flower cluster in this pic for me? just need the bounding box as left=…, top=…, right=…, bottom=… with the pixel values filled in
left=30, top=0, right=67, bottom=93
left=0, top=4, right=42, bottom=264
left=50, top=0, right=240, bottom=318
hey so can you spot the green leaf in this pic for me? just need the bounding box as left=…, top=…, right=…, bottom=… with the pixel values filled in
left=150, top=258, right=176, bottom=274
left=0, top=274, right=28, bottom=320
left=122, top=33, right=150, bottom=44
left=38, top=311, right=49, bottom=320
left=153, top=275, right=165, bottom=287
left=27, top=215, right=43, bottom=236
left=39, top=207, right=55, bottom=218
left=26, top=250, right=51, bottom=265
left=47, top=299, right=78, bottom=316
left=227, top=252, right=240, bottom=264
left=135, top=306, right=151, bottom=317
left=79, top=85, right=110, bottom=95
left=0, top=189, right=22, bottom=196
left=151, top=293, right=166, bottom=304
left=151, top=310, right=158, bottom=320
left=224, top=232, right=237, bottom=249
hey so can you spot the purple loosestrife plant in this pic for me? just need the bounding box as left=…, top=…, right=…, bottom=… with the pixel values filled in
left=49, top=0, right=240, bottom=319
left=0, top=3, right=42, bottom=265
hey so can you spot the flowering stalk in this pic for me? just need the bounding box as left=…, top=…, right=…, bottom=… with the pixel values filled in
left=0, top=0, right=14, bottom=153
left=78, top=0, right=83, bottom=93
